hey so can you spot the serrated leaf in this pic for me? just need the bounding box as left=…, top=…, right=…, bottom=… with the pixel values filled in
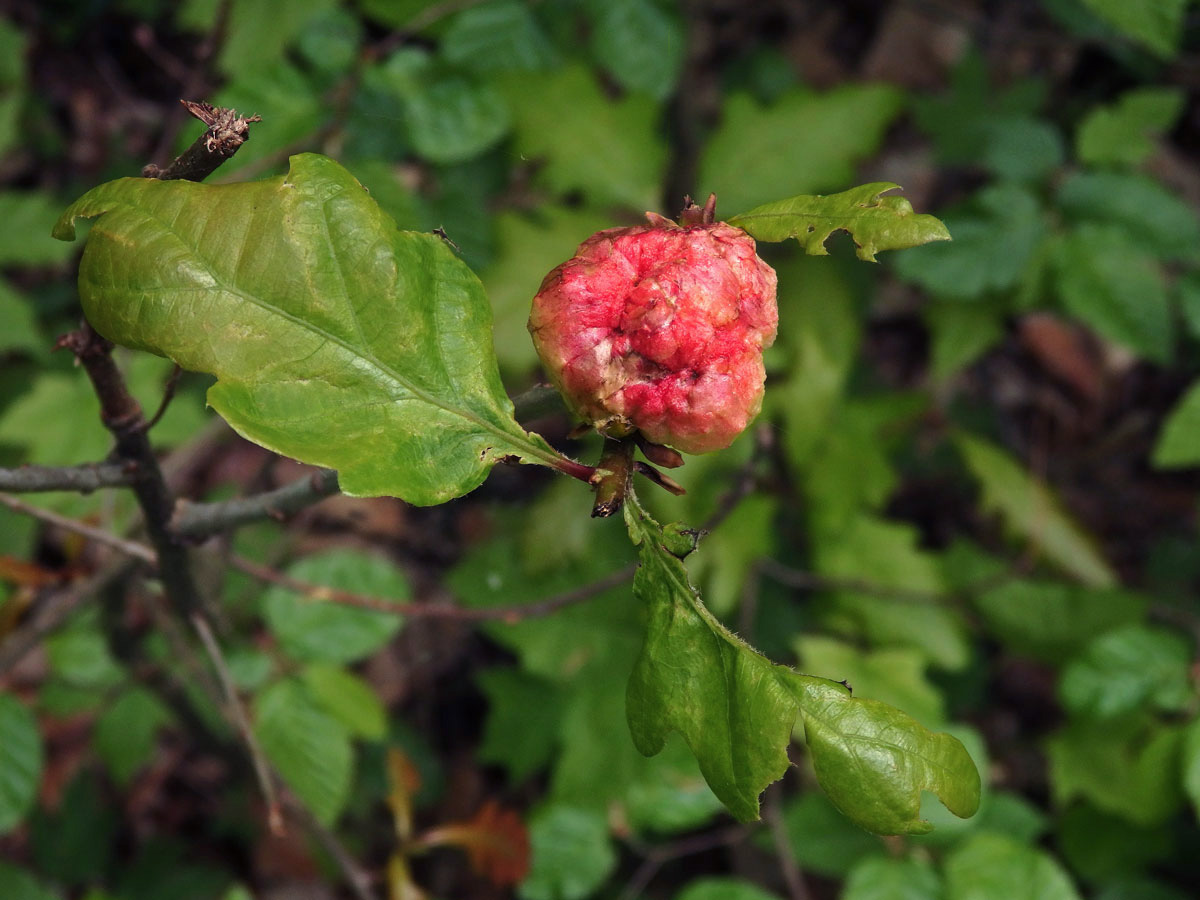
left=954, top=432, right=1117, bottom=587
left=589, top=0, right=684, bottom=101
left=442, top=0, right=559, bottom=72
left=1051, top=224, right=1172, bottom=362
left=944, top=833, right=1081, bottom=900
left=728, top=183, right=949, bottom=261
left=54, top=153, right=564, bottom=503
left=255, top=677, right=353, bottom=826
left=0, top=693, right=42, bottom=834
left=623, top=494, right=979, bottom=831
left=1059, top=625, right=1193, bottom=720
left=787, top=675, right=980, bottom=835
left=1076, top=87, right=1185, bottom=167
left=519, top=805, right=616, bottom=900
left=700, top=85, right=905, bottom=214
left=300, top=663, right=388, bottom=739
left=263, top=549, right=405, bottom=664
left=498, top=65, right=667, bottom=209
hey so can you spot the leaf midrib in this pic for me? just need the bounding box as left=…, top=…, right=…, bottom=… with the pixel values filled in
left=120, top=194, right=558, bottom=468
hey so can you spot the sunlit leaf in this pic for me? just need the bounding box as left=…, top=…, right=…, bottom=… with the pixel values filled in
left=54, top=153, right=564, bottom=503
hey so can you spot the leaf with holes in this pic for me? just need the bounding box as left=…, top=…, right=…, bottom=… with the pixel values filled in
left=727, top=183, right=950, bottom=262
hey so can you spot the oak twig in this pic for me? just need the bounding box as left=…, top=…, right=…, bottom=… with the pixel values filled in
left=0, top=461, right=134, bottom=493
left=172, top=468, right=341, bottom=539
left=142, top=100, right=261, bottom=183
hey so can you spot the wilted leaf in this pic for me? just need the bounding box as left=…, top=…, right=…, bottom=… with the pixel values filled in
left=54, top=153, right=564, bottom=503
left=728, top=183, right=949, bottom=261
left=417, top=801, right=530, bottom=886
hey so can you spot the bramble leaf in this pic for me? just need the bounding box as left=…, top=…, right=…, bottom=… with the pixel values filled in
left=728, top=183, right=950, bottom=262
left=53, top=153, right=565, bottom=504
left=623, top=493, right=980, bottom=831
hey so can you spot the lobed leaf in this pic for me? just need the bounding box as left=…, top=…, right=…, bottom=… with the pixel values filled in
left=53, top=153, right=564, bottom=504
left=785, top=676, right=981, bottom=835
left=728, top=183, right=950, bottom=262
left=622, top=494, right=980, bottom=831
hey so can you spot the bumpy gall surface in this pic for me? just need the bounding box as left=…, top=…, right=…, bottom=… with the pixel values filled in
left=528, top=214, right=778, bottom=454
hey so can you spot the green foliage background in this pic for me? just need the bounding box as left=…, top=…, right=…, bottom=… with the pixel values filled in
left=2, top=1, right=1200, bottom=899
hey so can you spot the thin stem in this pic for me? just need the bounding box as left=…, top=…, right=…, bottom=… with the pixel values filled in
left=190, top=611, right=284, bottom=835
left=0, top=461, right=133, bottom=493
left=0, top=557, right=139, bottom=674
left=763, top=784, right=810, bottom=900
left=172, top=468, right=341, bottom=539
left=0, top=492, right=156, bottom=564
left=141, top=363, right=183, bottom=432
left=230, top=555, right=637, bottom=623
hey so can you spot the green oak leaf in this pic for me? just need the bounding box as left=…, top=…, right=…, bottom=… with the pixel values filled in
left=52, top=153, right=564, bottom=504
left=727, top=183, right=950, bottom=262
left=786, top=675, right=981, bottom=835
left=622, top=493, right=980, bottom=831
